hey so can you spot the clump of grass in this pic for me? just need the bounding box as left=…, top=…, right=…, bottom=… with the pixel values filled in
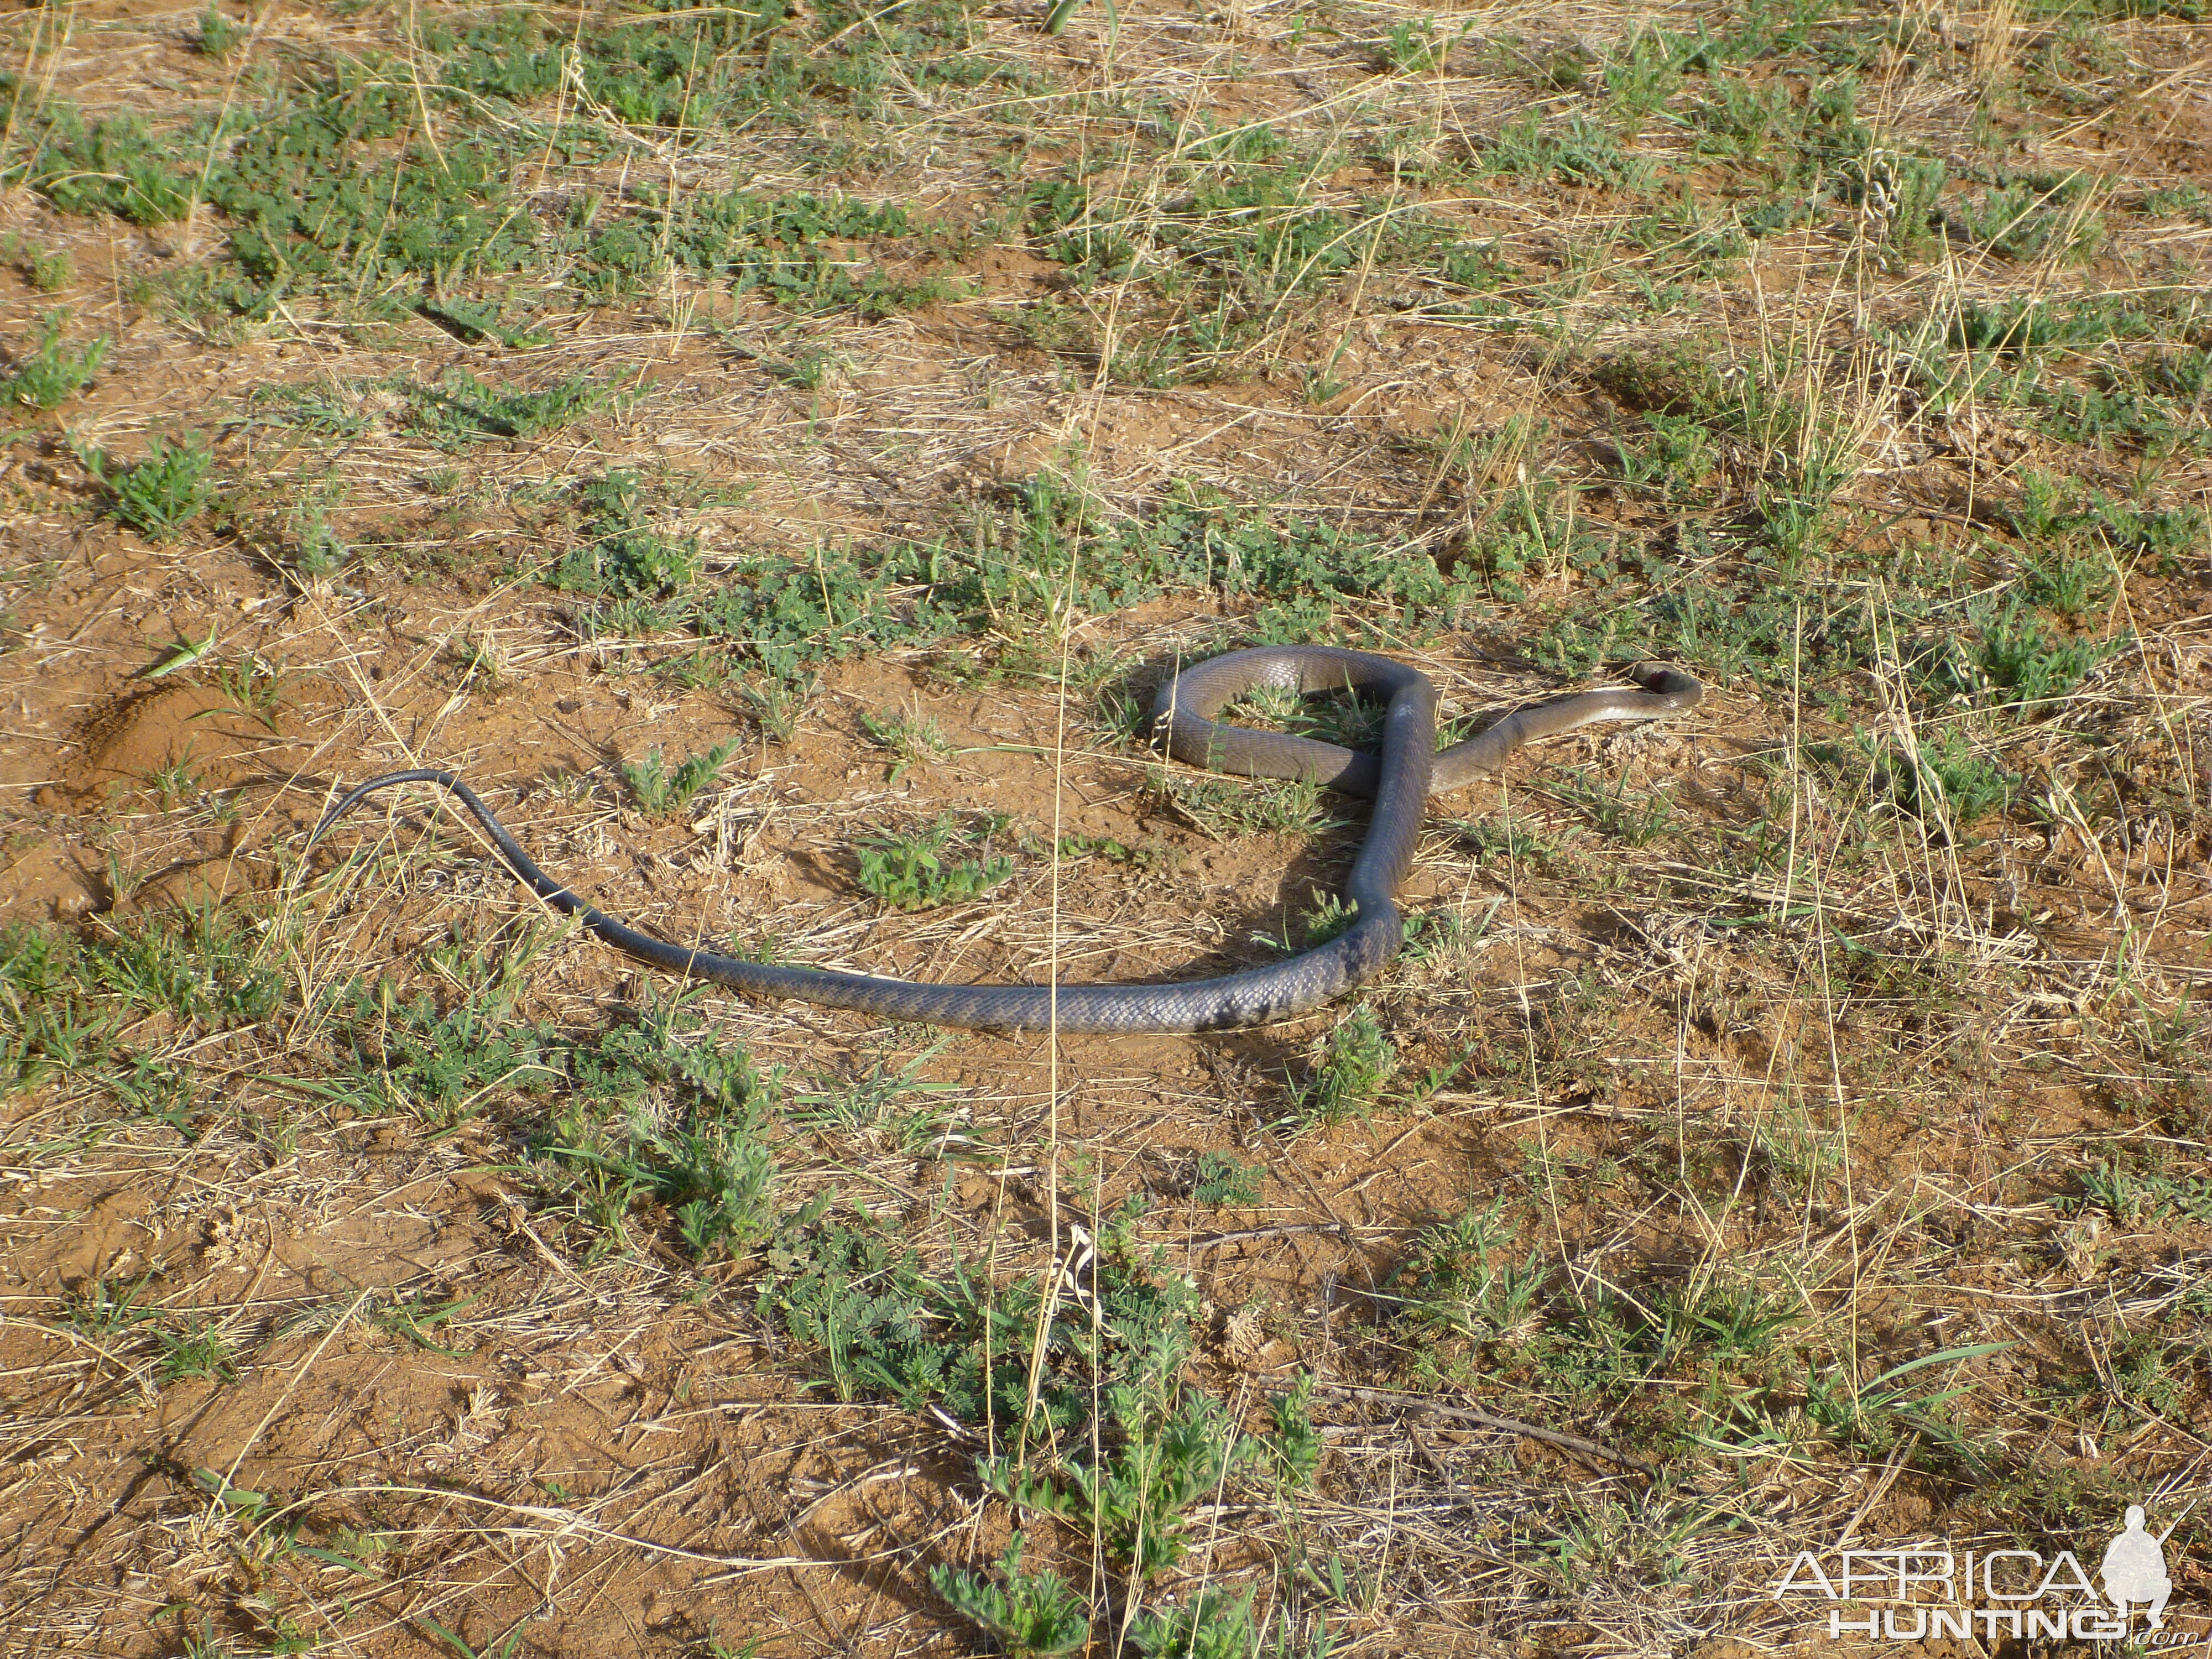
left=986, top=1387, right=1256, bottom=1578
left=1394, top=1197, right=1547, bottom=1346
left=197, top=4, right=246, bottom=58
left=156, top=1319, right=236, bottom=1384
left=738, top=671, right=815, bottom=743
left=622, top=739, right=739, bottom=817
left=1964, top=601, right=2120, bottom=714
left=1487, top=111, right=1652, bottom=190
left=2070, top=1155, right=2212, bottom=1227
left=861, top=702, right=952, bottom=779
left=1127, top=1585, right=1264, bottom=1657
left=83, top=432, right=215, bottom=539
left=1374, top=17, right=1465, bottom=73
left=552, top=469, right=702, bottom=604
left=402, top=369, right=612, bottom=448
left=1452, top=817, right=1556, bottom=865
left=58, top=1272, right=160, bottom=1342
left=1, top=234, right=75, bottom=292
left=528, top=992, right=777, bottom=1262
left=24, top=108, right=194, bottom=225
left=1159, top=774, right=1327, bottom=838
left=337, top=954, right=555, bottom=1130
left=3, top=314, right=107, bottom=409
left=1552, top=768, right=1677, bottom=846
left=91, top=907, right=281, bottom=1031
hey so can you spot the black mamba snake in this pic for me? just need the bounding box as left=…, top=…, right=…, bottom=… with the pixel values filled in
left=307, top=646, right=1702, bottom=1033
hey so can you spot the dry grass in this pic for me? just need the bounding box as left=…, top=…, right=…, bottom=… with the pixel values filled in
left=1, top=0, right=2209, bottom=1654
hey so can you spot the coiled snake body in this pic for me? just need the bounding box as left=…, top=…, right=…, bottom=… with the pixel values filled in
left=309, top=647, right=1700, bottom=1033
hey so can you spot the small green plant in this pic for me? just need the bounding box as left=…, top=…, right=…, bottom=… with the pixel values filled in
left=738, top=671, right=815, bottom=743
left=1965, top=602, right=2118, bottom=714
left=402, top=369, right=610, bottom=448
left=2071, top=1157, right=2212, bottom=1227
left=1191, top=1150, right=1262, bottom=1207
left=1798, top=1342, right=2012, bottom=1465
left=0, top=927, right=112, bottom=1091
left=1886, top=728, right=2017, bottom=833
left=930, top=1536, right=1091, bottom=1657
left=1376, top=17, right=1461, bottom=72
left=989, top=1387, right=1255, bottom=1577
left=554, top=471, right=702, bottom=601
left=1285, top=1003, right=1396, bottom=1129
left=1395, top=1197, right=1547, bottom=1344
left=59, top=1272, right=160, bottom=1343
left=1128, top=1587, right=1256, bottom=1658
left=2022, top=545, right=2115, bottom=616
left=3, top=314, right=107, bottom=409
left=3, top=238, right=75, bottom=292
left=536, top=993, right=776, bottom=1262
left=1159, top=774, right=1328, bottom=838
left=418, top=1613, right=529, bottom=1659
left=156, top=1318, right=237, bottom=1384
left=857, top=818, right=1012, bottom=911
left=294, top=514, right=349, bottom=578
left=91, top=906, right=281, bottom=1030
left=1259, top=1371, right=1323, bottom=1490
left=84, top=432, right=215, bottom=539
left=1452, top=817, right=1554, bottom=865
left=198, top=5, right=246, bottom=57
left=621, top=739, right=740, bottom=817
left=790, top=1045, right=963, bottom=1150
left=370, top=1291, right=479, bottom=1357
left=861, top=703, right=953, bottom=779
left=1553, top=768, right=1676, bottom=846
left=144, top=750, right=202, bottom=807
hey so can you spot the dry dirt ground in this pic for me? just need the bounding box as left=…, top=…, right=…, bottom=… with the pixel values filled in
left=1, top=0, right=2209, bottom=1655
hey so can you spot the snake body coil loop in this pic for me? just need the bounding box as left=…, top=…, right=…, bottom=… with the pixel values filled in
left=308, top=648, right=1700, bottom=1032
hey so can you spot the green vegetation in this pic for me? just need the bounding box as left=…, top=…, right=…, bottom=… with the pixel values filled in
left=155, top=1319, right=237, bottom=1384
left=82, top=432, right=215, bottom=539
left=862, top=703, right=953, bottom=779
left=1190, top=1150, right=1262, bottom=1207
left=930, top=1538, right=1089, bottom=1658
left=538, top=996, right=778, bottom=1262
left=3, top=0, right=2204, bottom=1648
left=764, top=1190, right=1327, bottom=1647
left=1285, top=1004, right=1396, bottom=1130
left=2, top=313, right=105, bottom=409
left=621, top=739, right=740, bottom=817
left=2071, top=1155, right=2212, bottom=1227
left=857, top=817, right=1013, bottom=910
left=0, top=911, right=280, bottom=1103
left=402, top=369, right=613, bottom=449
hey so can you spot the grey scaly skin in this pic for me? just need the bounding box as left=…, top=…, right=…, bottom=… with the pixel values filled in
left=307, top=647, right=1702, bottom=1034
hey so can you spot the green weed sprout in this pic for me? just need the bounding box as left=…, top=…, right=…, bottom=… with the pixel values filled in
left=930, top=1536, right=1089, bottom=1656
left=84, top=432, right=215, bottom=539
left=3, top=314, right=107, bottom=409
